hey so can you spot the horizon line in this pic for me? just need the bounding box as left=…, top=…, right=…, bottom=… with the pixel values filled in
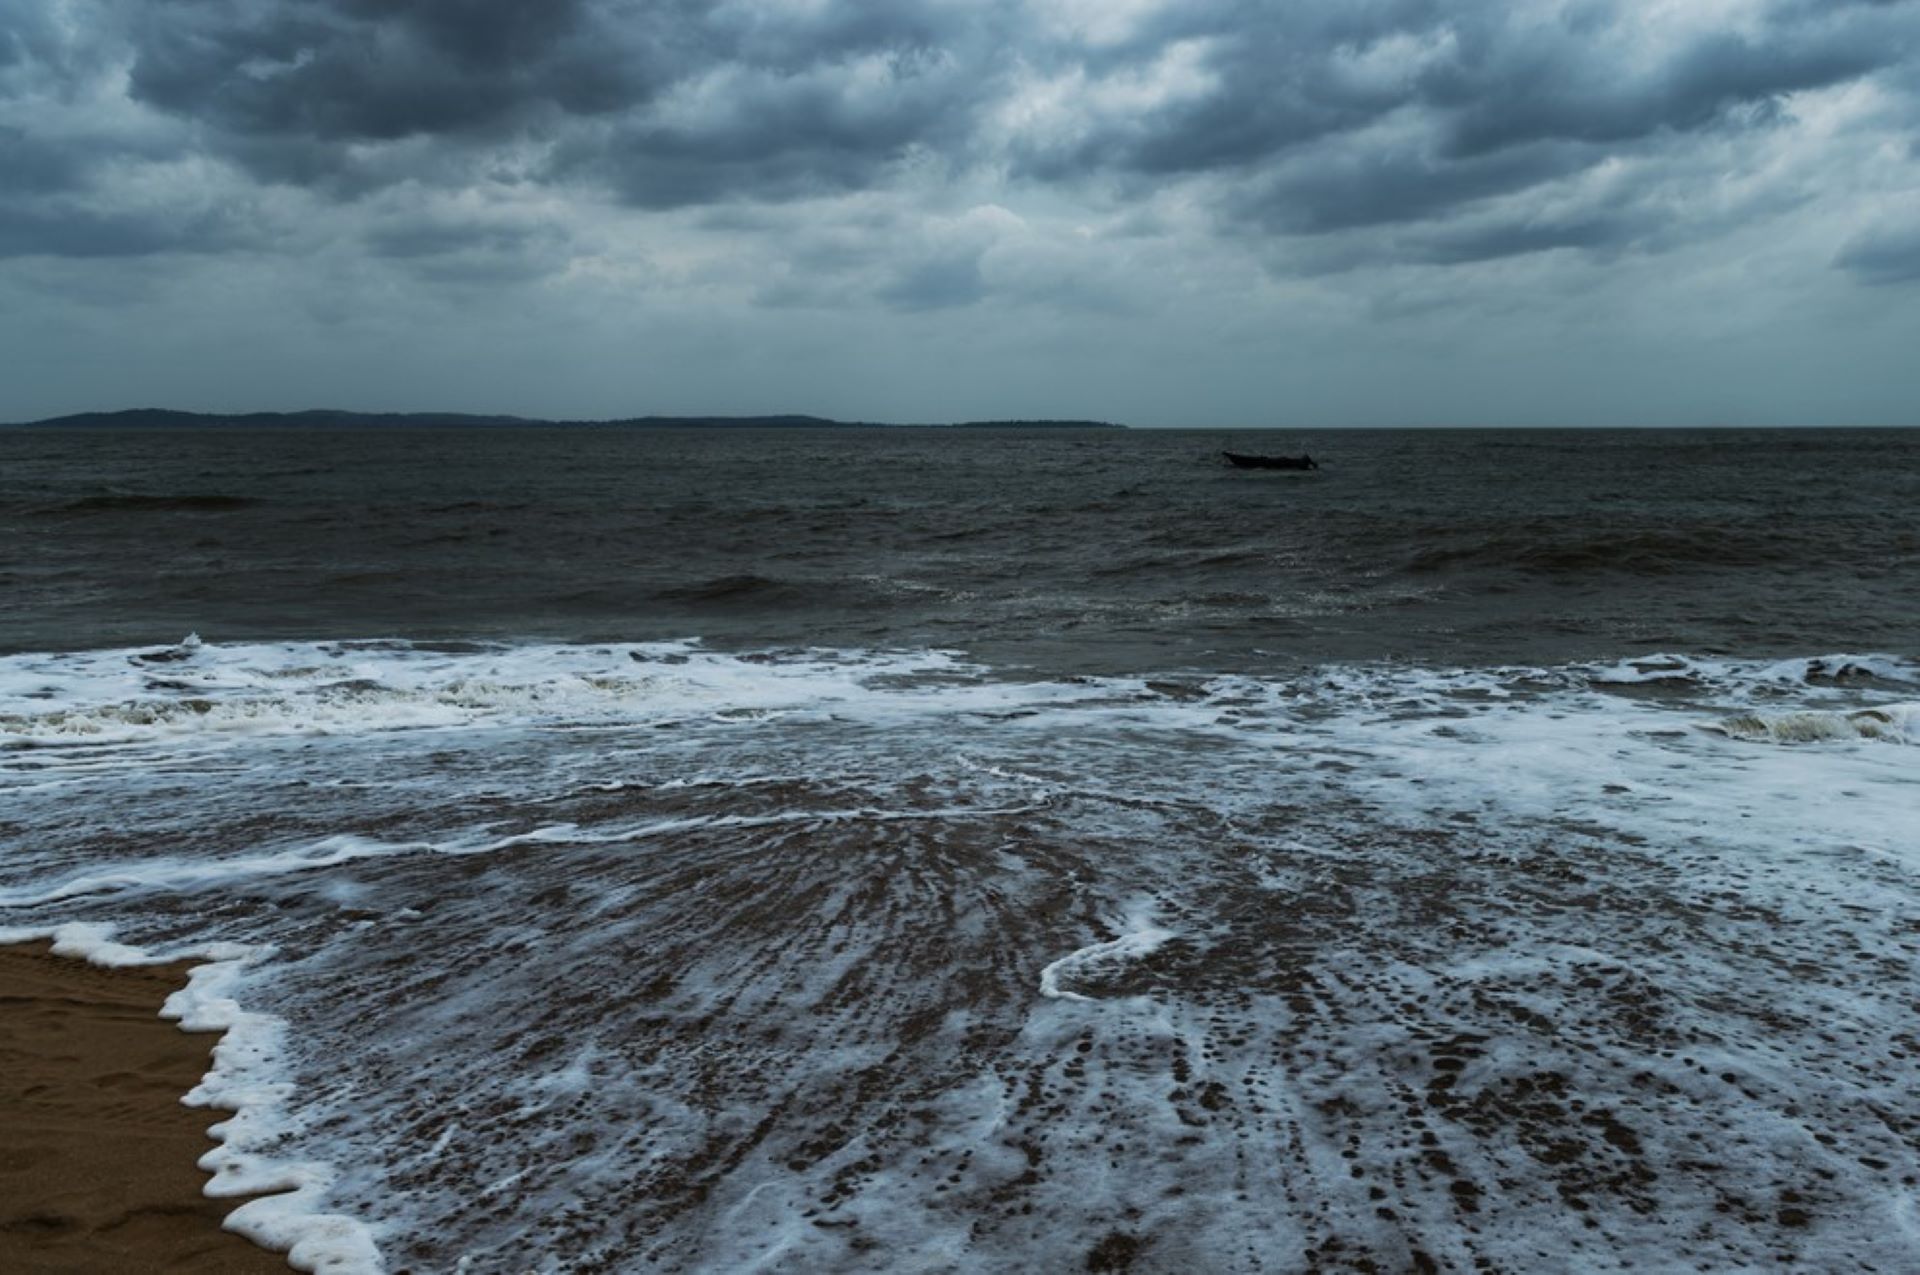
left=6, top=407, right=1918, bottom=431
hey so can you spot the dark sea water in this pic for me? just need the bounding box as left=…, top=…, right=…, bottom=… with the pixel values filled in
left=5, top=426, right=1916, bottom=668
left=1, top=427, right=1917, bottom=1273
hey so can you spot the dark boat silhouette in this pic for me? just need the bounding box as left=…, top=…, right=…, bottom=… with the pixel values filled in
left=1222, top=451, right=1317, bottom=470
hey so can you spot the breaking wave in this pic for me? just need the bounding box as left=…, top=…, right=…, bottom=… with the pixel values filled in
left=1701, top=703, right=1919, bottom=743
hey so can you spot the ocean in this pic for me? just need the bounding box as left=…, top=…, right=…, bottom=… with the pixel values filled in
left=1, top=426, right=1916, bottom=1272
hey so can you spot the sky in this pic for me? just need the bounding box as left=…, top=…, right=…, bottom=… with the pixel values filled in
left=2, top=0, right=1917, bottom=427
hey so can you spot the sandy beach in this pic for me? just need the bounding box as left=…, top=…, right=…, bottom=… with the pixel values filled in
left=0, top=943, right=288, bottom=1274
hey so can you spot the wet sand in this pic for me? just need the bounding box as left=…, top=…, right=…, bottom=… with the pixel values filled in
left=0, top=943, right=288, bottom=1273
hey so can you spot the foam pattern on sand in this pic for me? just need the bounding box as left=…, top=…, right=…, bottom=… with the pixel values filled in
left=3, top=639, right=1918, bottom=1272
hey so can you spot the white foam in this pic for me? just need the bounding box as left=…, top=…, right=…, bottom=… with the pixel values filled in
left=0, top=638, right=1105, bottom=750
left=0, top=922, right=384, bottom=1274
left=0, top=837, right=425, bottom=907
left=1039, top=908, right=1176, bottom=1002
left=6, top=639, right=1920, bottom=1270
left=1588, top=651, right=1920, bottom=692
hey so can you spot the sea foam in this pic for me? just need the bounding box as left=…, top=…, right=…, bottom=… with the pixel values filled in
left=0, top=921, right=384, bottom=1274
left=3, top=638, right=1917, bottom=1271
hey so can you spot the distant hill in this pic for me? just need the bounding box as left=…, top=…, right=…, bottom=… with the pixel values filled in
left=9, top=408, right=1126, bottom=430
left=945, top=419, right=1121, bottom=430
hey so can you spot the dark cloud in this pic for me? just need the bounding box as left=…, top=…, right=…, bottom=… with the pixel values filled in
left=1007, top=1, right=1903, bottom=184
left=0, top=0, right=73, bottom=83
left=1427, top=21, right=1890, bottom=157
left=0, top=202, right=254, bottom=258
left=0, top=120, right=251, bottom=261
left=124, top=0, right=664, bottom=148
left=0, top=0, right=1916, bottom=280
left=0, top=124, right=93, bottom=192
left=1835, top=219, right=1920, bottom=283
left=879, top=250, right=986, bottom=311
left=1007, top=6, right=1428, bottom=181
left=115, top=0, right=988, bottom=203
left=1084, top=2, right=1909, bottom=252
left=576, top=48, right=977, bottom=208
left=1233, top=141, right=1592, bottom=236
left=363, top=212, right=571, bottom=283
left=1409, top=213, right=1648, bottom=266
left=365, top=217, right=514, bottom=259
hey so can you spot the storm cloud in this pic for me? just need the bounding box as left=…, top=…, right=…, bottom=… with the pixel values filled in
left=1837, top=214, right=1920, bottom=283
left=3, top=0, right=1918, bottom=424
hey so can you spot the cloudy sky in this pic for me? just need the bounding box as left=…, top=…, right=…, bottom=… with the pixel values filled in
left=3, top=0, right=1917, bottom=426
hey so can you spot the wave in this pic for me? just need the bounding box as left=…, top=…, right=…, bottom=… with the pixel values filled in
left=37, top=493, right=262, bottom=515
left=421, top=500, right=532, bottom=514
left=0, top=639, right=1075, bottom=745
left=1090, top=547, right=1276, bottom=579
left=1700, top=703, right=1919, bottom=744
left=1403, top=526, right=1799, bottom=576
left=649, top=572, right=941, bottom=615
left=1588, top=652, right=1920, bottom=693
left=651, top=573, right=813, bottom=605
left=5, top=639, right=1917, bottom=748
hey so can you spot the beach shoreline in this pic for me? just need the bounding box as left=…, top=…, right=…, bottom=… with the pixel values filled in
left=0, top=942, right=289, bottom=1274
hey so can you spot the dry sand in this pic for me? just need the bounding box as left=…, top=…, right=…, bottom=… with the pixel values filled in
left=0, top=942, right=289, bottom=1273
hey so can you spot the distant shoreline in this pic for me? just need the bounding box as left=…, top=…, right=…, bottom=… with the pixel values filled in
left=10, top=411, right=1915, bottom=431
left=5, top=409, right=1128, bottom=431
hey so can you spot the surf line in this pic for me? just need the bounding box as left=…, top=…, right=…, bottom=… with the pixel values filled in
left=1037, top=919, right=1176, bottom=1003
left=0, top=920, right=385, bottom=1274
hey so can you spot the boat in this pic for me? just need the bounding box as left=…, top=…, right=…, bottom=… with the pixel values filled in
left=1222, top=451, right=1317, bottom=470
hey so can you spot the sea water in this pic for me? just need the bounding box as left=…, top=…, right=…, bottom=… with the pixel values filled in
left=1, top=426, right=1916, bottom=1272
